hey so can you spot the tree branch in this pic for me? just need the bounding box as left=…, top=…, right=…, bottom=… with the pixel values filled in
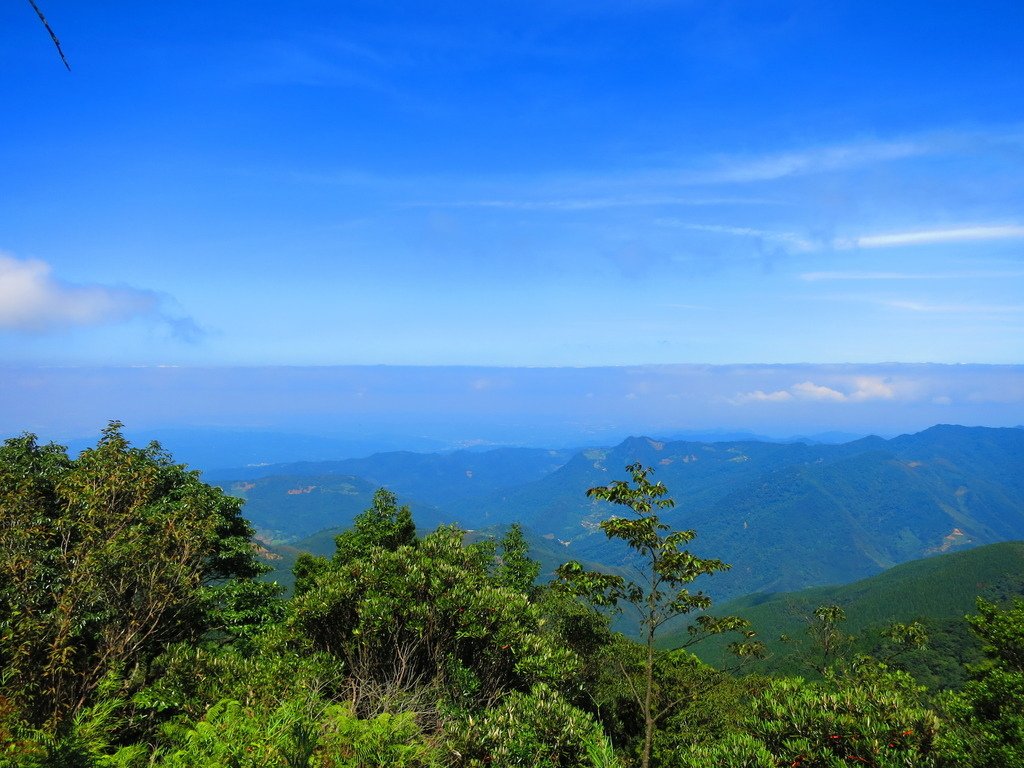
left=27, top=0, right=71, bottom=71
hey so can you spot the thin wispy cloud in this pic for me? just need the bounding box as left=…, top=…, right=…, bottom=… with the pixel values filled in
left=884, top=300, right=1024, bottom=314
left=801, top=270, right=1024, bottom=282
left=661, top=221, right=818, bottom=252
left=240, top=35, right=401, bottom=91
left=415, top=137, right=939, bottom=210
left=695, top=139, right=927, bottom=184
left=432, top=196, right=776, bottom=211
left=4, top=0, right=1023, bottom=376
left=837, top=225, right=1024, bottom=249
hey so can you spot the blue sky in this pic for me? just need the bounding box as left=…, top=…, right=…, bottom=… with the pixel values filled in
left=1, top=1, right=1023, bottom=442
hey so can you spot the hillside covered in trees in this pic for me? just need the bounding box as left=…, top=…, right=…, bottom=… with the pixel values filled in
left=2, top=425, right=1024, bottom=767
left=223, top=426, right=1024, bottom=602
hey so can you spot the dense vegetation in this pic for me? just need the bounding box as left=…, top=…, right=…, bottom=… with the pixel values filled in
left=2, top=425, right=1023, bottom=766
left=678, top=540, right=1024, bottom=689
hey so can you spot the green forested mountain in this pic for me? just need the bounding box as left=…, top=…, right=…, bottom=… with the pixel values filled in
left=210, top=446, right=574, bottom=518
left=262, top=521, right=607, bottom=595
left=234, top=425, right=1024, bottom=600
left=486, top=426, right=1024, bottom=598
left=4, top=425, right=1024, bottom=768
left=225, top=472, right=449, bottom=542
left=675, top=540, right=1024, bottom=688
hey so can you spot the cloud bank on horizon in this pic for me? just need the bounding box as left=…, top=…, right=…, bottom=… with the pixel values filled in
left=0, top=1, right=1022, bottom=436
left=2, top=364, right=1021, bottom=445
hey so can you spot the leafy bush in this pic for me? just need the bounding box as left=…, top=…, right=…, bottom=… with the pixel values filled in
left=157, top=697, right=439, bottom=768
left=0, top=683, right=148, bottom=768
left=676, top=660, right=942, bottom=767
left=442, top=683, right=619, bottom=768
left=291, top=525, right=576, bottom=715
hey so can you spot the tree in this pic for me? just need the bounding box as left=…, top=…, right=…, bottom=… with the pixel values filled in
left=0, top=422, right=265, bottom=731
left=937, top=597, right=1024, bottom=766
left=292, top=524, right=575, bottom=718
left=332, top=488, right=417, bottom=567
left=556, top=463, right=760, bottom=768
left=293, top=488, right=417, bottom=595
left=795, top=604, right=855, bottom=675
left=495, top=523, right=540, bottom=597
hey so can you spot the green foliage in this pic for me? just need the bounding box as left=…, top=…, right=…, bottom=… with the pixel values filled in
left=157, top=697, right=439, bottom=768
left=935, top=598, right=1024, bottom=767
left=0, top=678, right=148, bottom=768
left=318, top=706, right=438, bottom=768
left=803, top=605, right=854, bottom=674
left=877, top=621, right=929, bottom=664
left=557, top=463, right=758, bottom=768
left=648, top=654, right=749, bottom=765
left=0, top=423, right=265, bottom=731
left=678, top=661, right=943, bottom=768
left=292, top=524, right=576, bottom=716
left=9, top=424, right=1024, bottom=765
left=133, top=632, right=344, bottom=728
left=533, top=587, right=616, bottom=704
left=444, top=683, right=619, bottom=768
left=680, top=541, right=1024, bottom=688
left=205, top=578, right=287, bottom=650
left=288, top=489, right=419, bottom=596
left=293, top=554, right=333, bottom=597
left=583, top=638, right=748, bottom=767
left=557, top=463, right=754, bottom=649
left=331, top=488, right=417, bottom=567
left=968, top=597, right=1024, bottom=671
left=495, top=523, right=541, bottom=596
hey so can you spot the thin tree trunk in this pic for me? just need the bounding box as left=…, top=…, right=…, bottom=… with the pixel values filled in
left=641, top=617, right=656, bottom=768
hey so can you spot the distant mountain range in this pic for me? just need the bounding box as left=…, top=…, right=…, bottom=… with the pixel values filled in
left=218, top=424, right=1024, bottom=601
left=212, top=446, right=576, bottom=540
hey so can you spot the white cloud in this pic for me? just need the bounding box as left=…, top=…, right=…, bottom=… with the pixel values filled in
left=731, top=389, right=794, bottom=404
left=836, top=225, right=1024, bottom=249
left=848, top=376, right=897, bottom=402
left=791, top=381, right=847, bottom=401
left=0, top=253, right=200, bottom=340
left=732, top=376, right=899, bottom=405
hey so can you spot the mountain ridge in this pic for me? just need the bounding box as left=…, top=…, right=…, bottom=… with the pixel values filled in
left=232, top=424, right=1024, bottom=600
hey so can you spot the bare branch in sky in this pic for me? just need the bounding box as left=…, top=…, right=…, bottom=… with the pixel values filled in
left=27, top=0, right=71, bottom=70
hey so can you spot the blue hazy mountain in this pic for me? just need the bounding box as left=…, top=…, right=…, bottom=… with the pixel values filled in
left=227, top=425, right=1024, bottom=600
left=220, top=446, right=575, bottom=540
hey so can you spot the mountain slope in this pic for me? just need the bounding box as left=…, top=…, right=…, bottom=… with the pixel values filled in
left=239, top=425, right=1024, bottom=600
left=674, top=540, right=1024, bottom=688
left=469, top=426, right=1024, bottom=598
